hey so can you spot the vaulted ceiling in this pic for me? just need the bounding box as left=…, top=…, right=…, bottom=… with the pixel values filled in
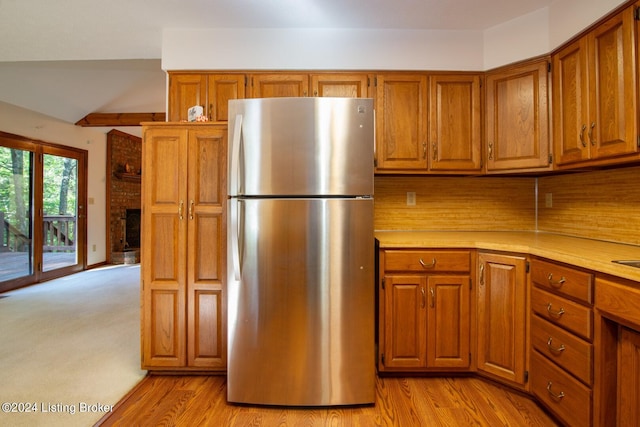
left=0, top=0, right=555, bottom=129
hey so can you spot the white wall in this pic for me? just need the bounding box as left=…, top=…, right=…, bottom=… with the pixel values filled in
left=548, top=0, right=628, bottom=48
left=162, top=28, right=485, bottom=71
left=0, top=101, right=107, bottom=266
left=483, top=8, right=550, bottom=70
left=163, top=0, right=630, bottom=72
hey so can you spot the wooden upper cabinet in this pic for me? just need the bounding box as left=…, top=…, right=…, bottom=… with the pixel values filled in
left=553, top=5, right=638, bottom=167
left=310, top=73, right=371, bottom=97
left=206, top=74, right=246, bottom=122
left=552, top=39, right=589, bottom=165
left=168, top=73, right=245, bottom=122
left=375, top=73, right=428, bottom=171
left=485, top=59, right=551, bottom=173
left=249, top=73, right=309, bottom=98
left=168, top=74, right=207, bottom=122
left=429, top=74, right=482, bottom=172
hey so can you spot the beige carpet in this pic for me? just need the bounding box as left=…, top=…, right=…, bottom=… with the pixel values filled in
left=0, top=264, right=146, bottom=427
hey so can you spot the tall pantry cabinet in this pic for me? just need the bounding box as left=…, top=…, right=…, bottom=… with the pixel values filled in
left=141, top=123, right=227, bottom=371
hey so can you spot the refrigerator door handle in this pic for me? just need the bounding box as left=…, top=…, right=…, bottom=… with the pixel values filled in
left=230, top=198, right=242, bottom=280
left=230, top=114, right=244, bottom=196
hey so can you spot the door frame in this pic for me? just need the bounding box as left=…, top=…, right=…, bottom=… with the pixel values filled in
left=0, top=131, right=88, bottom=292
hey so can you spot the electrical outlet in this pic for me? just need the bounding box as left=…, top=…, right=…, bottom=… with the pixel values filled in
left=92, top=244, right=97, bottom=252
left=407, top=192, right=416, bottom=206
left=545, top=193, right=553, bottom=208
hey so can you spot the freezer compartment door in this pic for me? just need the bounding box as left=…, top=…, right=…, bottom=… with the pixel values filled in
left=227, top=198, right=375, bottom=406
left=228, top=97, right=374, bottom=197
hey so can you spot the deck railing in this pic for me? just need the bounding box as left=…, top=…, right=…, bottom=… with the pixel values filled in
left=1, top=212, right=30, bottom=252
left=43, top=214, right=75, bottom=252
left=0, top=212, right=75, bottom=253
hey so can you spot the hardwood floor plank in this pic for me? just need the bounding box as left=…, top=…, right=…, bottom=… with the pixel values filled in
left=97, top=375, right=559, bottom=426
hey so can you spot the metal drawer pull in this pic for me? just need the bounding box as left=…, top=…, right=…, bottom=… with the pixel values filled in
left=419, top=258, right=436, bottom=268
left=579, top=124, right=587, bottom=147
left=546, top=382, right=565, bottom=400
left=546, top=303, right=565, bottom=318
left=547, top=273, right=566, bottom=286
left=547, top=337, right=566, bottom=353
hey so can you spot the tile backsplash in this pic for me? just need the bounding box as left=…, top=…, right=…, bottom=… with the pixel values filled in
left=375, top=166, right=640, bottom=246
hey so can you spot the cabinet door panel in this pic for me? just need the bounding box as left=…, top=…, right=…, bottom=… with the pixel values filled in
left=486, top=60, right=550, bottom=171
left=188, top=288, right=225, bottom=368
left=429, top=74, right=482, bottom=171
left=143, top=288, right=185, bottom=367
left=207, top=74, right=246, bottom=122
left=375, top=74, right=428, bottom=171
left=589, top=8, right=637, bottom=159
left=310, top=73, right=370, bottom=98
left=250, top=74, right=309, bottom=97
left=168, top=74, right=207, bottom=122
left=142, top=127, right=188, bottom=369
left=382, top=275, right=427, bottom=368
left=187, top=127, right=227, bottom=368
left=618, top=327, right=640, bottom=425
left=553, top=39, right=590, bottom=165
left=477, top=252, right=527, bottom=387
left=427, top=275, right=470, bottom=368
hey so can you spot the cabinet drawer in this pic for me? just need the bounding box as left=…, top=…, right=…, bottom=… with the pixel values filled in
left=531, top=315, right=593, bottom=385
left=531, top=287, right=592, bottom=340
left=531, top=351, right=592, bottom=427
left=384, top=250, right=470, bottom=272
left=531, top=259, right=593, bottom=304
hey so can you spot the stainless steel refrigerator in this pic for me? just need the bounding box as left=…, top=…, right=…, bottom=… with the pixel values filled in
left=227, top=97, right=375, bottom=406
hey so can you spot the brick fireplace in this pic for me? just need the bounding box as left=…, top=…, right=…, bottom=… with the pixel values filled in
left=107, top=130, right=141, bottom=264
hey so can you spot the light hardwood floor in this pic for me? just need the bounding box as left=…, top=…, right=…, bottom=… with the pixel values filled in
left=97, top=375, right=559, bottom=426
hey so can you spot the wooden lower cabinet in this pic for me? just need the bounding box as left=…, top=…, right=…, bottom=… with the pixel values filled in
left=141, top=123, right=227, bottom=371
left=378, top=249, right=472, bottom=372
left=530, top=258, right=594, bottom=425
left=617, top=326, right=640, bottom=425
left=531, top=351, right=592, bottom=427
left=594, top=276, right=640, bottom=426
left=477, top=252, right=528, bottom=389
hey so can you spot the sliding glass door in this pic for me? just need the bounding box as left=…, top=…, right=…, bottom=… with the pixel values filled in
left=0, top=144, right=33, bottom=283
left=0, top=133, right=87, bottom=292
left=42, top=152, right=79, bottom=272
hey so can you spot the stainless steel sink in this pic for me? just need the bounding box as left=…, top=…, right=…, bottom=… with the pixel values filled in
left=612, top=260, right=640, bottom=268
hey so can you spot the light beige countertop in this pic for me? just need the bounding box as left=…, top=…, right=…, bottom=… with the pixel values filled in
left=375, top=231, right=640, bottom=283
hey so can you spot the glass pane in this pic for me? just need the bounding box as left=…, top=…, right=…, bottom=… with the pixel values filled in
left=42, top=154, right=77, bottom=272
left=0, top=147, right=33, bottom=281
